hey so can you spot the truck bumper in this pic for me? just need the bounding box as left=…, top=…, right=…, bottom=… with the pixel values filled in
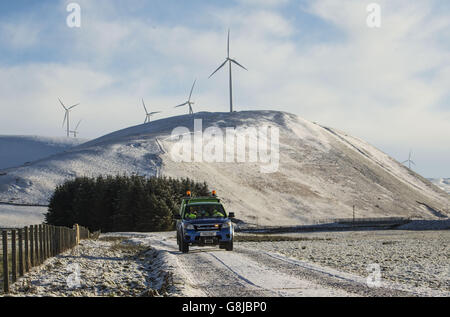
left=183, top=229, right=233, bottom=246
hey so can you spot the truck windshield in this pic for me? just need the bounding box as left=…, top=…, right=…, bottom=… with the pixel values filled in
left=184, top=204, right=226, bottom=219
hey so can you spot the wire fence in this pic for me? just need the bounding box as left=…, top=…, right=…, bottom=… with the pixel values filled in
left=0, top=224, right=100, bottom=294
left=235, top=217, right=412, bottom=233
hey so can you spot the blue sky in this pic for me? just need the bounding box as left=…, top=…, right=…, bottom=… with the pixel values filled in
left=0, top=0, right=449, bottom=177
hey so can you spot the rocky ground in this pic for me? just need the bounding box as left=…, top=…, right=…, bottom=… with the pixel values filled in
left=7, top=236, right=175, bottom=297
left=239, top=230, right=449, bottom=292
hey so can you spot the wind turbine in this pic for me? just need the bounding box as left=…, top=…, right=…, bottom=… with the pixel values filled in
left=70, top=120, right=82, bottom=138
left=174, top=80, right=196, bottom=115
left=142, top=99, right=161, bottom=123
left=209, top=29, right=247, bottom=113
left=59, top=98, right=80, bottom=137
left=402, top=150, right=416, bottom=169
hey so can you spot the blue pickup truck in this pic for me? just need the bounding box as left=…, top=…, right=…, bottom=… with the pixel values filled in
left=174, top=191, right=235, bottom=253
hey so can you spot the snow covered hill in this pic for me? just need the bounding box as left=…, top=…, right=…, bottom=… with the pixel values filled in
left=428, top=178, right=450, bottom=194
left=0, top=135, right=86, bottom=170
left=0, top=111, right=448, bottom=226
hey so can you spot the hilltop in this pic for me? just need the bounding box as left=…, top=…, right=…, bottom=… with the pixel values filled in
left=0, top=111, right=448, bottom=226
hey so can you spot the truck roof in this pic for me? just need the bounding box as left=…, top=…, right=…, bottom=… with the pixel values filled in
left=184, top=197, right=221, bottom=204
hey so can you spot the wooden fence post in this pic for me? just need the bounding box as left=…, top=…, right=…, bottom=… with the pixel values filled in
left=2, top=231, right=9, bottom=293
left=60, top=227, right=64, bottom=252
left=24, top=227, right=29, bottom=272
left=39, top=225, right=43, bottom=264
left=18, top=229, right=24, bottom=277
left=52, top=226, right=56, bottom=256
left=58, top=226, right=62, bottom=253
left=12, top=230, right=17, bottom=283
left=49, top=226, right=53, bottom=256
left=54, top=226, right=57, bottom=254
left=34, top=225, right=39, bottom=265
left=29, top=225, right=34, bottom=267
left=42, top=225, right=46, bottom=260
left=46, top=225, right=50, bottom=259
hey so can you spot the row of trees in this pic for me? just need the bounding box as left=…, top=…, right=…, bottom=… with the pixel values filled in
left=45, top=175, right=210, bottom=232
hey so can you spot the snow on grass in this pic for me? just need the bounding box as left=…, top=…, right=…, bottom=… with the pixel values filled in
left=7, top=235, right=180, bottom=297
left=0, top=111, right=448, bottom=226
left=429, top=178, right=450, bottom=194
left=0, top=135, right=87, bottom=170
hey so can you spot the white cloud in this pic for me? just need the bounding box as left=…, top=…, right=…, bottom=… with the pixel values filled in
left=0, top=0, right=448, bottom=176
left=235, top=0, right=290, bottom=7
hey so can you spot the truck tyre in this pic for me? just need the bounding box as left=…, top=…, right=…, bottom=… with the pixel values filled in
left=225, top=240, right=233, bottom=251
left=181, top=239, right=189, bottom=253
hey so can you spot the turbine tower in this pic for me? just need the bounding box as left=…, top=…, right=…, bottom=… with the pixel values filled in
left=402, top=150, right=416, bottom=169
left=70, top=120, right=82, bottom=138
left=59, top=98, right=80, bottom=137
left=209, top=29, right=247, bottom=113
left=142, top=99, right=161, bottom=123
left=175, top=80, right=196, bottom=115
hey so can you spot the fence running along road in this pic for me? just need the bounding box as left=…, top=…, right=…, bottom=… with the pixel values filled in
left=0, top=224, right=99, bottom=294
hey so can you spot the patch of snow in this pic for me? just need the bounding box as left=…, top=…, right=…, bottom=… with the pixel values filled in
left=428, top=178, right=450, bottom=194
left=0, top=135, right=87, bottom=170
left=0, top=111, right=448, bottom=226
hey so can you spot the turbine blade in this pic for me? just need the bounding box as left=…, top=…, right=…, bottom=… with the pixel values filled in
left=62, top=112, right=67, bottom=128
left=175, top=102, right=188, bottom=108
left=230, top=58, right=248, bottom=71
left=58, top=98, right=67, bottom=111
left=75, top=120, right=82, bottom=130
left=142, top=99, right=148, bottom=114
left=188, top=80, right=196, bottom=102
left=150, top=111, right=161, bottom=115
left=209, top=60, right=228, bottom=78
left=227, top=29, right=230, bottom=58
left=69, top=103, right=80, bottom=110
left=411, top=161, right=416, bottom=166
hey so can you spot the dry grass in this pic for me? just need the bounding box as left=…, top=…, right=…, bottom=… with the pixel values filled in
left=235, top=235, right=331, bottom=242
left=98, top=236, right=127, bottom=242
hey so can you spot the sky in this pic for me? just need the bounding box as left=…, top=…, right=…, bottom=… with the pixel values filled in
left=0, top=0, right=449, bottom=177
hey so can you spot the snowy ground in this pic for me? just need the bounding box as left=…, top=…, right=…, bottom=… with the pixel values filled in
left=8, top=236, right=175, bottom=297
left=429, top=178, right=450, bottom=194
left=0, top=135, right=86, bottom=170
left=7, top=230, right=448, bottom=297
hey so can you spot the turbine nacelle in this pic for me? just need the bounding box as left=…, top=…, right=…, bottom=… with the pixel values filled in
left=142, top=99, right=161, bottom=123
left=59, top=98, right=80, bottom=137
left=174, top=80, right=196, bottom=115
left=209, top=29, right=247, bottom=112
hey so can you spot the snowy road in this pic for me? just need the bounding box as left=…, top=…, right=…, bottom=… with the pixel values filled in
left=130, top=232, right=421, bottom=297
left=8, top=232, right=447, bottom=297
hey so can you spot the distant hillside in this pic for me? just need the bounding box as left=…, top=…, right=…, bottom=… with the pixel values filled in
left=0, top=111, right=448, bottom=226
left=0, top=135, right=86, bottom=170
left=428, top=178, right=450, bottom=194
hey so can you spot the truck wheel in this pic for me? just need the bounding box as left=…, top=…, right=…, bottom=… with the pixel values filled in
left=177, top=235, right=182, bottom=251
left=181, top=239, right=189, bottom=253
left=225, top=240, right=233, bottom=251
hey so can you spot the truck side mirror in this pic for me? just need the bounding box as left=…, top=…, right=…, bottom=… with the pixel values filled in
left=228, top=212, right=235, bottom=218
left=174, top=214, right=182, bottom=220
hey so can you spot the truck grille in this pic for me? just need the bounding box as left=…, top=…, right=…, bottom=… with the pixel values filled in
left=194, top=224, right=221, bottom=231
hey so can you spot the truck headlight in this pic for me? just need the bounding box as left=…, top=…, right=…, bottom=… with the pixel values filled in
left=185, top=224, right=195, bottom=230
left=222, top=221, right=232, bottom=229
